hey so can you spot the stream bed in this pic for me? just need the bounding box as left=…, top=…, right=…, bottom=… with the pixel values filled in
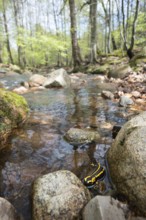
left=0, top=72, right=139, bottom=219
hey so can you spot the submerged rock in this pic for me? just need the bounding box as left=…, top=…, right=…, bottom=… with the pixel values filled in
left=64, top=128, right=101, bottom=145
left=107, top=111, right=146, bottom=216
left=0, top=89, right=29, bottom=148
left=32, top=170, right=91, bottom=220
left=82, top=196, right=126, bottom=220
left=44, top=68, right=71, bottom=88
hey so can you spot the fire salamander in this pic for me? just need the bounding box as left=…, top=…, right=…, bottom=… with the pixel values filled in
left=84, top=162, right=106, bottom=188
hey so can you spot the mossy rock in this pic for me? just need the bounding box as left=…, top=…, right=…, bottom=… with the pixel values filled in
left=0, top=89, right=29, bottom=148
left=87, top=64, right=110, bottom=75
left=130, top=47, right=146, bottom=67
left=10, top=64, right=22, bottom=74
left=130, top=56, right=146, bottom=68
left=108, top=64, right=132, bottom=79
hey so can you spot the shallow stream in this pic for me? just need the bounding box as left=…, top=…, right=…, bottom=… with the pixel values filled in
left=0, top=73, right=138, bottom=219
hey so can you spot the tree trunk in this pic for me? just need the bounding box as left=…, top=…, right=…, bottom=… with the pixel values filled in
left=107, top=0, right=111, bottom=53
left=128, top=0, right=140, bottom=58
left=2, top=0, right=14, bottom=64
left=68, top=0, right=82, bottom=68
left=89, top=0, right=98, bottom=63
left=0, top=44, right=3, bottom=63
left=112, top=35, right=117, bottom=50
left=121, top=0, right=139, bottom=59
left=52, top=0, right=59, bottom=34
left=12, top=0, right=26, bottom=68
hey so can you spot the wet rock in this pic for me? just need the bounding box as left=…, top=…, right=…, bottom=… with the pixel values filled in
left=131, top=91, right=141, bottom=98
left=119, top=95, right=134, bottom=107
left=108, top=65, right=132, bottom=79
left=107, top=111, right=146, bottom=216
left=82, top=196, right=126, bottom=220
left=13, top=86, right=28, bottom=94
left=0, top=89, right=29, bottom=148
left=44, top=68, right=71, bottom=88
left=64, top=128, right=100, bottom=145
left=29, top=74, right=47, bottom=87
left=102, top=90, right=114, bottom=99
left=32, top=170, right=91, bottom=220
left=0, top=197, right=23, bottom=220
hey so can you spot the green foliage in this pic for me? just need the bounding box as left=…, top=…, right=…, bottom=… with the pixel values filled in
left=136, top=12, right=146, bottom=46
left=16, top=27, right=71, bottom=67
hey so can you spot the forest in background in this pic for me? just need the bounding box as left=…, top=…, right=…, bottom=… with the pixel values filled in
left=0, top=0, right=145, bottom=69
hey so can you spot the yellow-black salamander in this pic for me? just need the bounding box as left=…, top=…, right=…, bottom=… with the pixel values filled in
left=84, top=162, right=106, bottom=188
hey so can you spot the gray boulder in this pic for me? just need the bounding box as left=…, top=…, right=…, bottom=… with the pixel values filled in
left=108, top=65, right=132, bottom=79
left=32, top=170, right=91, bottom=220
left=0, top=197, right=23, bottom=220
left=107, top=111, right=146, bottom=216
left=43, top=68, right=71, bottom=88
left=82, top=196, right=126, bottom=220
left=64, top=128, right=100, bottom=145
left=119, top=95, right=134, bottom=107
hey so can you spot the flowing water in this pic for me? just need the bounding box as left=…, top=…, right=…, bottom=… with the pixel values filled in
left=0, top=72, right=137, bottom=219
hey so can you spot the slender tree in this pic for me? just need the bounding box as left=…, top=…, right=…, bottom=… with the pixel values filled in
left=2, top=0, right=14, bottom=64
left=89, top=0, right=98, bottom=63
left=121, top=0, right=140, bottom=58
left=68, top=0, right=82, bottom=68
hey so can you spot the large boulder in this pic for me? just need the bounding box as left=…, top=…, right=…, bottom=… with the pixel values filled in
left=29, top=74, right=47, bottom=87
left=32, top=170, right=91, bottom=220
left=0, top=197, right=23, bottom=220
left=107, top=112, right=146, bottom=216
left=43, top=68, right=71, bottom=88
left=64, top=128, right=101, bottom=145
left=108, top=65, right=132, bottom=79
left=0, top=89, right=29, bottom=148
left=82, top=196, right=126, bottom=220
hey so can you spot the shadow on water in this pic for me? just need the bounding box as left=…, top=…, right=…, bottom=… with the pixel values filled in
left=0, top=74, right=132, bottom=219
